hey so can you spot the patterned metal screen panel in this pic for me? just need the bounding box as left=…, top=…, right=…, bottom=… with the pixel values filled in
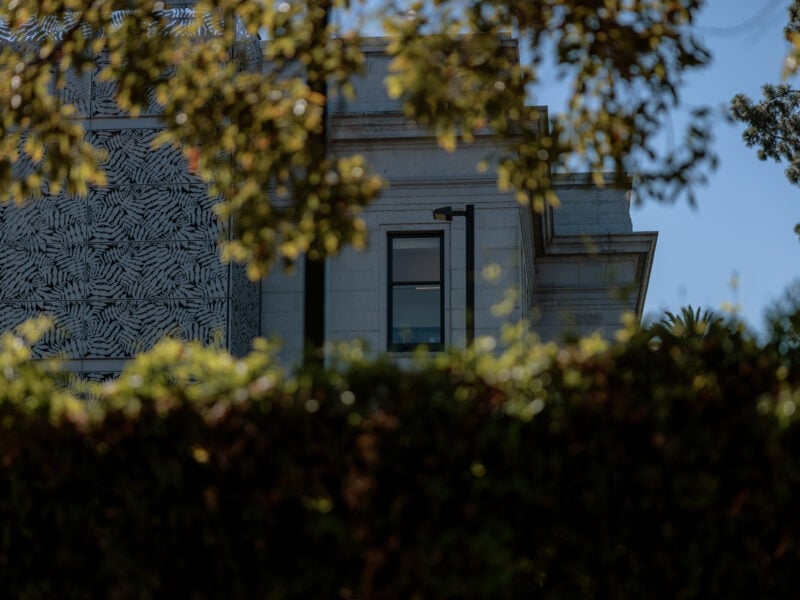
left=0, top=10, right=261, bottom=367
left=0, top=5, right=262, bottom=74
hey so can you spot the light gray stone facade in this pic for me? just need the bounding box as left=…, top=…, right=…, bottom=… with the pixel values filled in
left=532, top=172, right=656, bottom=342
left=263, top=40, right=657, bottom=363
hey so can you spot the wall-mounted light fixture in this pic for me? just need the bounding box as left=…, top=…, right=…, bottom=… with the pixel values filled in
left=433, top=204, right=475, bottom=346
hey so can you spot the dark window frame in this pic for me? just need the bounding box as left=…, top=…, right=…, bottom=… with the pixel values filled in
left=387, top=231, right=445, bottom=352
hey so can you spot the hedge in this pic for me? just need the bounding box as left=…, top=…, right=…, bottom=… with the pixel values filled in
left=0, top=314, right=799, bottom=599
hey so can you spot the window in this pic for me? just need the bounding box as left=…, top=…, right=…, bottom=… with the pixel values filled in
left=387, top=233, right=444, bottom=351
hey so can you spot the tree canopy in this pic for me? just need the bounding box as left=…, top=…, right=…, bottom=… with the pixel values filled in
left=731, top=0, right=800, bottom=237
left=0, top=0, right=713, bottom=276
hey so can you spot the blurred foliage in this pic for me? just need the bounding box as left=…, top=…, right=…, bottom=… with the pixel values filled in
left=731, top=0, right=800, bottom=237
left=765, top=278, right=800, bottom=352
left=2, top=306, right=800, bottom=598
left=384, top=0, right=714, bottom=209
left=0, top=0, right=713, bottom=276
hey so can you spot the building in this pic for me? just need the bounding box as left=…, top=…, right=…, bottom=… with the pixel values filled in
left=0, top=35, right=656, bottom=374
left=262, top=39, right=656, bottom=362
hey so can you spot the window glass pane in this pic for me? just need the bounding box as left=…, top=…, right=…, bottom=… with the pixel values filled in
left=391, top=285, right=441, bottom=345
left=392, top=237, right=440, bottom=282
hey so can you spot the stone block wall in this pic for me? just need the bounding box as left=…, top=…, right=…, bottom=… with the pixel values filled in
left=551, top=176, right=633, bottom=236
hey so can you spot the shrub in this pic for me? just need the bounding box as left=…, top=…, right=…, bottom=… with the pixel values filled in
left=0, top=314, right=799, bottom=598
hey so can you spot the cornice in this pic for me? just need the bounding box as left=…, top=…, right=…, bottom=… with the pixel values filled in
left=529, top=178, right=658, bottom=318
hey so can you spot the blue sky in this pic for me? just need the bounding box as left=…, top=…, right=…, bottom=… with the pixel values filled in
left=631, top=0, right=800, bottom=331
